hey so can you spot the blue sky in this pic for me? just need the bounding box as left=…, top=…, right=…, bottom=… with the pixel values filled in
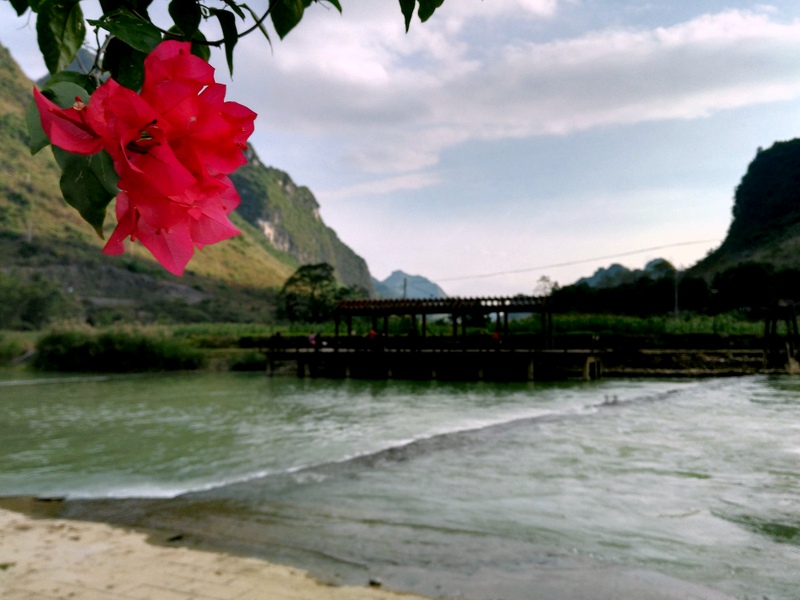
left=3, top=1, right=800, bottom=296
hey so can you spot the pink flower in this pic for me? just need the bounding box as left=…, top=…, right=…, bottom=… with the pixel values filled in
left=33, top=90, right=103, bottom=155
left=33, top=40, right=256, bottom=275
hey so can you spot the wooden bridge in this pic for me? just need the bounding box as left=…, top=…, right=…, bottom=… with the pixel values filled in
left=236, top=296, right=800, bottom=381
left=332, top=296, right=553, bottom=343
left=244, top=295, right=800, bottom=381
left=259, top=296, right=598, bottom=381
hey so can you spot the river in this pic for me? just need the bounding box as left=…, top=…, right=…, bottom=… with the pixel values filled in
left=1, top=372, right=798, bottom=599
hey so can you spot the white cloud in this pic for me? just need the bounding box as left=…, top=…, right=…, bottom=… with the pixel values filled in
left=231, top=7, right=800, bottom=176
left=320, top=172, right=442, bottom=202
left=433, top=0, right=560, bottom=30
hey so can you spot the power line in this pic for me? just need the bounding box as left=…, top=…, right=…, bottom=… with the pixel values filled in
left=437, top=239, right=720, bottom=283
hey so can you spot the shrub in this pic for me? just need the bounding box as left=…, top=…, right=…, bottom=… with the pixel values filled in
left=229, top=351, right=267, bottom=371
left=33, top=330, right=206, bottom=372
left=0, top=272, right=66, bottom=330
left=0, top=335, right=24, bottom=365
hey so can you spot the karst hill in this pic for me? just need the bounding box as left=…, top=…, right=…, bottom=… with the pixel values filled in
left=0, top=41, right=372, bottom=324
left=692, top=138, right=800, bottom=278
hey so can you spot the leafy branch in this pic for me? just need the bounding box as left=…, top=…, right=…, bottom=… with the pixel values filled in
left=10, top=0, right=444, bottom=84
left=12, top=0, right=446, bottom=249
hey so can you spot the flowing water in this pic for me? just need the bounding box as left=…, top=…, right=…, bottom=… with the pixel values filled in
left=1, top=371, right=799, bottom=599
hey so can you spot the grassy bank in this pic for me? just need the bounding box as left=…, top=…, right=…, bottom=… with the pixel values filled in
left=0, top=311, right=778, bottom=373
left=33, top=329, right=206, bottom=372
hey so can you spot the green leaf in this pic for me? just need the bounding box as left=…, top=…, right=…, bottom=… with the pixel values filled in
left=323, top=0, right=342, bottom=12
left=398, top=0, right=414, bottom=32
left=189, top=30, right=211, bottom=61
left=9, top=0, right=30, bottom=16
left=99, top=0, right=153, bottom=13
left=397, top=0, right=443, bottom=31
left=52, top=147, right=119, bottom=238
left=271, top=0, right=305, bottom=39
left=165, top=26, right=211, bottom=64
left=42, top=71, right=96, bottom=96
left=211, top=8, right=238, bottom=75
left=26, top=100, right=50, bottom=155
left=88, top=8, right=162, bottom=54
left=37, top=0, right=86, bottom=74
left=241, top=3, right=271, bottom=45
left=221, top=0, right=246, bottom=20
left=102, top=38, right=146, bottom=90
left=41, top=80, right=90, bottom=108
left=169, top=0, right=202, bottom=38
left=417, top=0, right=444, bottom=22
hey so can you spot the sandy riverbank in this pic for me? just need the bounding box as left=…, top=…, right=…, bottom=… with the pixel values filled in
left=0, top=502, right=740, bottom=600
left=0, top=507, right=429, bottom=600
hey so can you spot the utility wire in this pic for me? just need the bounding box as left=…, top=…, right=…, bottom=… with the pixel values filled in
left=437, top=239, right=720, bottom=283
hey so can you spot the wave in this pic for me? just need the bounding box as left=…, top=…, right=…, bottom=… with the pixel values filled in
left=46, top=379, right=733, bottom=501
left=184, top=382, right=707, bottom=500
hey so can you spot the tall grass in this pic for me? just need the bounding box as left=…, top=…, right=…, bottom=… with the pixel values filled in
left=0, top=334, right=25, bottom=365
left=504, top=312, right=769, bottom=337
left=166, top=312, right=771, bottom=342
left=34, top=329, right=206, bottom=372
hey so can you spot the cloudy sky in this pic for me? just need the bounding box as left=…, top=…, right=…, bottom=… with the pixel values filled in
left=3, top=0, right=800, bottom=296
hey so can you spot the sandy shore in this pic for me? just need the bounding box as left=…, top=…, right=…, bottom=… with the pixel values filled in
left=0, top=507, right=429, bottom=600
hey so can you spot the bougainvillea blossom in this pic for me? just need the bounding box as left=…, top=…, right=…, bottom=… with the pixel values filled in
left=33, top=40, right=257, bottom=275
left=33, top=91, right=103, bottom=155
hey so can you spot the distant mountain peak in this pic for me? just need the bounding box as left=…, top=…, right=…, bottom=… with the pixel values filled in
left=575, top=258, right=675, bottom=288
left=372, top=271, right=447, bottom=299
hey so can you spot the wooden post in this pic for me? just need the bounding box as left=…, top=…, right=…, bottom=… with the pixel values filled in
left=266, top=353, right=274, bottom=376
left=540, top=309, right=547, bottom=348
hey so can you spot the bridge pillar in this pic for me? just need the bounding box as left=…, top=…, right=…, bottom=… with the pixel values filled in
left=583, top=356, right=602, bottom=381
left=266, top=354, right=275, bottom=377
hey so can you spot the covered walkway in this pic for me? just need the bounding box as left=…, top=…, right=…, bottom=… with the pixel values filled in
left=332, top=296, right=552, bottom=346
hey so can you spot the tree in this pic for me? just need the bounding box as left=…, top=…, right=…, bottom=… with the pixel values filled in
left=534, top=275, right=557, bottom=297
left=279, top=263, right=338, bottom=322
left=9, top=0, right=447, bottom=274
left=712, top=262, right=774, bottom=316
left=0, top=272, right=66, bottom=329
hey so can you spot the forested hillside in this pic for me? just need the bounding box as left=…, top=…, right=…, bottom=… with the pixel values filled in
left=232, top=149, right=373, bottom=292
left=550, top=138, right=800, bottom=317
left=0, top=42, right=371, bottom=327
left=692, top=139, right=800, bottom=277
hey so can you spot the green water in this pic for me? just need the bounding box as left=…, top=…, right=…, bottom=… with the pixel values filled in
left=1, top=372, right=799, bottom=599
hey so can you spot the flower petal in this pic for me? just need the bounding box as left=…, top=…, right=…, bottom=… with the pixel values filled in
left=102, top=192, right=134, bottom=256
left=137, top=220, right=195, bottom=276
left=33, top=88, right=103, bottom=154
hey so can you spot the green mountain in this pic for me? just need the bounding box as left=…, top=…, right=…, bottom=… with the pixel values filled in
left=231, top=149, right=373, bottom=292
left=0, top=42, right=372, bottom=325
left=691, top=139, right=800, bottom=278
